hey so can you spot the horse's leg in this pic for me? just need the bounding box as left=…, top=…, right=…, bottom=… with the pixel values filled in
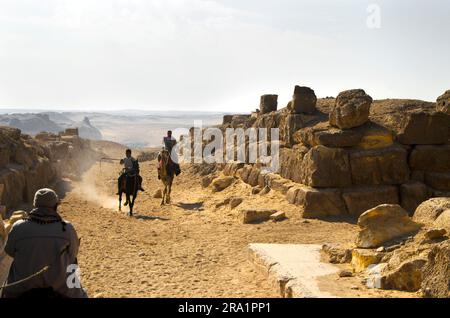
left=161, top=183, right=166, bottom=206
left=118, top=191, right=122, bottom=212
left=130, top=192, right=137, bottom=216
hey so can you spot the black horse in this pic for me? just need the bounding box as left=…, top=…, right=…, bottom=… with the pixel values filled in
left=118, top=169, right=139, bottom=216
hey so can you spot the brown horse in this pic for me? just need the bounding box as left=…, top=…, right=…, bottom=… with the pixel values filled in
left=159, top=149, right=175, bottom=205
left=118, top=170, right=139, bottom=216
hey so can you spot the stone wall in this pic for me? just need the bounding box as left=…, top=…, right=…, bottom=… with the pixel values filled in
left=0, top=126, right=103, bottom=213
left=218, top=87, right=450, bottom=219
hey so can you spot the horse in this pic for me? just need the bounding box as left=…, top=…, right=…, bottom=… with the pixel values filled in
left=159, top=149, right=175, bottom=205
left=118, top=169, right=139, bottom=216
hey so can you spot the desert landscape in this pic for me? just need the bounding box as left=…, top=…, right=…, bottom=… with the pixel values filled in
left=1, top=86, right=449, bottom=298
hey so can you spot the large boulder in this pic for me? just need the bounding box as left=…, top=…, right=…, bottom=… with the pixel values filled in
left=436, top=90, right=450, bottom=114
left=287, top=185, right=347, bottom=218
left=356, top=204, right=421, bottom=248
left=351, top=248, right=384, bottom=272
left=279, top=145, right=308, bottom=183
left=301, top=145, right=352, bottom=188
left=353, top=122, right=394, bottom=150
left=409, top=145, right=450, bottom=173
left=421, top=240, right=450, bottom=298
left=412, top=197, right=450, bottom=227
left=279, top=113, right=318, bottom=146
left=329, top=89, right=373, bottom=129
left=211, top=176, right=235, bottom=192
left=342, top=186, right=399, bottom=217
left=396, top=112, right=449, bottom=145
left=287, top=86, right=317, bottom=114
left=260, top=95, right=278, bottom=114
left=297, top=122, right=362, bottom=148
left=349, top=146, right=409, bottom=186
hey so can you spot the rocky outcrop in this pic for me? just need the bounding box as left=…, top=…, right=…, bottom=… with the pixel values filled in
left=356, top=204, right=422, bottom=248
left=329, top=89, right=373, bottom=129
left=396, top=112, right=449, bottom=145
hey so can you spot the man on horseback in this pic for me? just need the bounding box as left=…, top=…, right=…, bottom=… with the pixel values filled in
left=157, top=130, right=181, bottom=179
left=117, top=149, right=144, bottom=195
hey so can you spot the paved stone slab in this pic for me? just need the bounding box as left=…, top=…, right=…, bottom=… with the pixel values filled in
left=248, top=243, right=340, bottom=298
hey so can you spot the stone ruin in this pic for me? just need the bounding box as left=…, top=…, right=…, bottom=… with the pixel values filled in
left=0, top=126, right=104, bottom=214
left=209, top=86, right=450, bottom=297
left=217, top=86, right=450, bottom=220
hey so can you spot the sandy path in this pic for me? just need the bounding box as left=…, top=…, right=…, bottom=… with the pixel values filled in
left=55, top=158, right=410, bottom=298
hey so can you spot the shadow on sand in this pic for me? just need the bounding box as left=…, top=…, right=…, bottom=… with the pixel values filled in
left=133, top=215, right=170, bottom=221
left=174, top=202, right=204, bottom=211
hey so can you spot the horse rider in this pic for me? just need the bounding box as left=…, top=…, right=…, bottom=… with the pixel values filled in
left=1, top=188, right=87, bottom=298
left=158, top=130, right=181, bottom=179
left=116, top=149, right=145, bottom=195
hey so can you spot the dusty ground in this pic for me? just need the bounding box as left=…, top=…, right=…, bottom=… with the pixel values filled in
left=52, top=147, right=415, bottom=298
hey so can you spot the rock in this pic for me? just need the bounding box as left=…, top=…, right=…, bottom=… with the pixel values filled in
left=421, top=240, right=450, bottom=298
left=291, top=185, right=347, bottom=218
left=267, top=176, right=295, bottom=194
left=297, top=123, right=362, bottom=148
left=215, top=198, right=230, bottom=208
left=288, top=86, right=317, bottom=114
left=338, top=269, right=353, bottom=278
left=153, top=189, right=162, bottom=198
left=351, top=249, right=384, bottom=272
left=381, top=257, right=427, bottom=292
left=229, top=197, right=243, bottom=209
left=270, top=211, right=286, bottom=222
left=239, top=209, right=278, bottom=224
left=353, top=122, right=394, bottom=150
left=436, top=90, right=450, bottom=114
left=260, top=94, right=278, bottom=114
left=329, top=89, right=373, bottom=129
left=279, top=113, right=316, bottom=146
left=397, top=112, right=449, bottom=145
left=201, top=175, right=214, bottom=188
left=349, top=146, right=409, bottom=186
left=279, top=145, right=308, bottom=183
left=424, top=172, right=450, bottom=191
left=356, top=204, right=421, bottom=248
left=424, top=228, right=447, bottom=240
left=434, top=209, right=450, bottom=232
left=376, top=247, right=385, bottom=252
left=399, top=182, right=430, bottom=216
left=321, top=244, right=352, bottom=264
left=301, top=146, right=352, bottom=188
left=413, top=197, right=450, bottom=227
left=247, top=167, right=261, bottom=187
left=211, top=176, right=235, bottom=192
left=251, top=186, right=263, bottom=195
left=409, top=145, right=450, bottom=173
left=342, top=186, right=399, bottom=217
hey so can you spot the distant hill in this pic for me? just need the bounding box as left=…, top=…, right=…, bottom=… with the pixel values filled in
left=0, top=113, right=63, bottom=135
left=71, top=116, right=102, bottom=140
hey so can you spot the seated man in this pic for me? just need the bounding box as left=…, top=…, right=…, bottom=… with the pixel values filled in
left=117, top=149, right=144, bottom=195
left=1, top=188, right=87, bottom=298
left=158, top=130, right=181, bottom=179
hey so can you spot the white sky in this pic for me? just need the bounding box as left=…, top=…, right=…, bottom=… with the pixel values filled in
left=0, top=0, right=449, bottom=111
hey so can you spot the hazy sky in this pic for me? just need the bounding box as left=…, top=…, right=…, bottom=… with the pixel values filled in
left=0, top=0, right=449, bottom=111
